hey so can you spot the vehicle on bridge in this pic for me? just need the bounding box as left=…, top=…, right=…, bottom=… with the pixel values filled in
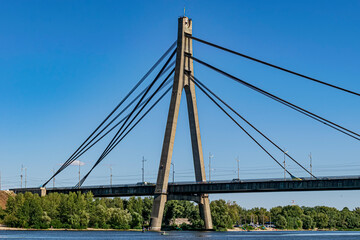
left=136, top=182, right=153, bottom=186
left=231, top=178, right=242, bottom=183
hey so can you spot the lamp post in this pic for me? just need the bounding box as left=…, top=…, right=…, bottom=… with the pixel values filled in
left=283, top=149, right=288, bottom=181
left=171, top=162, right=175, bottom=183
left=20, top=165, right=23, bottom=188
left=142, top=156, right=147, bottom=183
left=236, top=156, right=240, bottom=180
left=209, top=153, right=214, bottom=181
left=309, top=152, right=313, bottom=179
left=110, top=165, right=113, bottom=187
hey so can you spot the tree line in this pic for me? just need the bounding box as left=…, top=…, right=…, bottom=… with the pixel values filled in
left=0, top=192, right=359, bottom=231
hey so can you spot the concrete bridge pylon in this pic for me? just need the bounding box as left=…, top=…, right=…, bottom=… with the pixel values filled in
left=149, top=17, right=213, bottom=231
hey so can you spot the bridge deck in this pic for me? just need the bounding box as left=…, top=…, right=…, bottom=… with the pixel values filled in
left=10, top=176, right=360, bottom=197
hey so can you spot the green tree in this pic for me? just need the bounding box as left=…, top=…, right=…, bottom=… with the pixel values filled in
left=142, top=197, right=153, bottom=224
left=295, top=217, right=303, bottom=229
left=210, top=200, right=233, bottom=230
left=270, top=206, right=283, bottom=224
left=130, top=211, right=143, bottom=229
left=4, top=214, right=19, bottom=227
left=345, top=212, right=360, bottom=229
left=89, top=204, right=110, bottom=228
left=283, top=205, right=303, bottom=218
left=164, top=200, right=185, bottom=225
left=314, top=212, right=329, bottom=229
left=0, top=208, right=6, bottom=220
left=41, top=193, right=61, bottom=223
left=276, top=216, right=287, bottom=229
left=109, top=208, right=132, bottom=229
left=58, top=192, right=89, bottom=228
left=301, top=215, right=314, bottom=229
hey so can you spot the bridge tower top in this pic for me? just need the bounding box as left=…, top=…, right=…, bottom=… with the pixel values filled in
left=179, top=16, right=192, bottom=34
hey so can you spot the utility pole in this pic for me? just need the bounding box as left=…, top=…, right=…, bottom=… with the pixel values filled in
left=283, top=149, right=288, bottom=181
left=25, top=167, right=27, bottom=188
left=209, top=153, right=214, bottom=182
left=309, top=152, right=313, bottom=179
left=142, top=156, right=147, bottom=183
left=0, top=171, right=1, bottom=190
left=171, top=162, right=175, bottom=183
left=236, top=156, right=240, bottom=179
left=110, top=165, right=113, bottom=187
left=20, top=165, right=23, bottom=188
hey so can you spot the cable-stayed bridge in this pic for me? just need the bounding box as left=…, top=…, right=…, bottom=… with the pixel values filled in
left=11, top=17, right=360, bottom=231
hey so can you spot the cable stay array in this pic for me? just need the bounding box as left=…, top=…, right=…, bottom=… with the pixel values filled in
left=43, top=32, right=359, bottom=188
left=187, top=73, right=316, bottom=179
left=183, top=35, right=358, bottom=179
left=188, top=75, right=296, bottom=178
left=75, top=83, right=173, bottom=188
left=187, top=34, right=360, bottom=97
left=189, top=55, right=360, bottom=142
left=77, top=67, right=176, bottom=187
left=66, top=77, right=174, bottom=166
left=43, top=42, right=177, bottom=187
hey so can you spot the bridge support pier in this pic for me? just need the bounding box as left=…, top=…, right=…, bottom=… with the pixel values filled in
left=150, top=194, right=167, bottom=231
left=199, top=194, right=212, bottom=229
left=149, top=17, right=213, bottom=231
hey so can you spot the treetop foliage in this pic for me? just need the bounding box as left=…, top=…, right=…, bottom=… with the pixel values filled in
left=1, top=192, right=359, bottom=231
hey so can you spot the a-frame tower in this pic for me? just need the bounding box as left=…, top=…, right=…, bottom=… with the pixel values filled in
left=150, top=17, right=213, bottom=231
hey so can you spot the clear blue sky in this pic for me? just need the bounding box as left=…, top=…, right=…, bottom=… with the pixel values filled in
left=1, top=0, right=360, bottom=209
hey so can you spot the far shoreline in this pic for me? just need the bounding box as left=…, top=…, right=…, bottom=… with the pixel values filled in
left=1, top=225, right=358, bottom=232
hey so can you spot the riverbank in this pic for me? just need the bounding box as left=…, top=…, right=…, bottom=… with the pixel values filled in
left=0, top=225, right=143, bottom=231
left=228, top=227, right=278, bottom=232
left=228, top=227, right=360, bottom=232
left=0, top=225, right=349, bottom=232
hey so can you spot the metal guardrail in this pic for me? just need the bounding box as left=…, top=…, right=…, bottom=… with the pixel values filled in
left=32, top=175, right=360, bottom=191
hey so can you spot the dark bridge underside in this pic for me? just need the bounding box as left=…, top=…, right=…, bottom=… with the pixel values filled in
left=11, top=176, right=360, bottom=198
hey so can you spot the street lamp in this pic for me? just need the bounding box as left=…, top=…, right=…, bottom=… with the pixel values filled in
left=109, top=165, right=113, bottom=187
left=309, top=152, right=313, bottom=179
left=70, top=160, right=85, bottom=188
left=283, top=149, right=288, bottom=181
left=209, top=153, right=214, bottom=182
left=236, top=156, right=240, bottom=180
left=171, top=162, right=175, bottom=183
left=142, top=156, right=147, bottom=183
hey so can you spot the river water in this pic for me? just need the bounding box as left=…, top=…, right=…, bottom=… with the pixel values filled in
left=1, top=230, right=360, bottom=239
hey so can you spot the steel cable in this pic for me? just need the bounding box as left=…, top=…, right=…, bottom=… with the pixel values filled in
left=190, top=56, right=360, bottom=141
left=187, top=35, right=360, bottom=97
left=76, top=84, right=173, bottom=187
left=187, top=73, right=316, bottom=178
left=43, top=41, right=177, bottom=187
left=191, top=75, right=296, bottom=178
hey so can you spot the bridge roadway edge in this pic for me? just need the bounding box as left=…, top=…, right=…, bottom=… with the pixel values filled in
left=11, top=177, right=360, bottom=197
